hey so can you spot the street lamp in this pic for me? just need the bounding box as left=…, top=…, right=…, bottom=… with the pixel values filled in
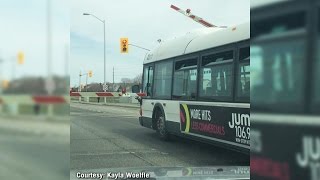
left=83, top=13, right=106, bottom=92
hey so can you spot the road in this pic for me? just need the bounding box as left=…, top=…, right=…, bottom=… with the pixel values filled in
left=70, top=103, right=249, bottom=171
left=0, top=116, right=69, bottom=180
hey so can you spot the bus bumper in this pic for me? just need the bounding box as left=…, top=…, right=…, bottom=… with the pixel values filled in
left=139, top=116, right=143, bottom=126
left=139, top=116, right=153, bottom=129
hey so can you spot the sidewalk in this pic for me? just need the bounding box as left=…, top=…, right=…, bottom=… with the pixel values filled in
left=72, top=100, right=140, bottom=109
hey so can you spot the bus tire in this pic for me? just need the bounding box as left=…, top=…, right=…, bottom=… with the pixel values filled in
left=155, top=109, right=170, bottom=141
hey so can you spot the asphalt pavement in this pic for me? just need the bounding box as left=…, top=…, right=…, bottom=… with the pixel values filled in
left=0, top=116, right=69, bottom=180
left=70, top=103, right=249, bottom=171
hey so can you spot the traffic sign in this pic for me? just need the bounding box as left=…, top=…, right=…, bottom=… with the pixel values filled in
left=103, top=84, right=108, bottom=91
left=45, top=78, right=56, bottom=94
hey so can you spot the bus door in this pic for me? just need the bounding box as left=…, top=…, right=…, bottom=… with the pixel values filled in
left=141, top=65, right=154, bottom=119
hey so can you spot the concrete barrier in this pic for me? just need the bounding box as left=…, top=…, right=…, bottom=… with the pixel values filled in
left=0, top=95, right=69, bottom=116
left=70, top=92, right=144, bottom=104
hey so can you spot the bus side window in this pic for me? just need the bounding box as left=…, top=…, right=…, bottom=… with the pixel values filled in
left=153, top=61, right=172, bottom=98
left=237, top=47, right=250, bottom=101
left=172, top=58, right=198, bottom=100
left=199, top=50, right=234, bottom=101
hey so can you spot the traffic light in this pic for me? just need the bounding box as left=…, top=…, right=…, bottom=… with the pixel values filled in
left=88, top=70, right=93, bottom=77
left=17, top=51, right=25, bottom=65
left=120, top=38, right=129, bottom=53
left=1, top=80, right=9, bottom=89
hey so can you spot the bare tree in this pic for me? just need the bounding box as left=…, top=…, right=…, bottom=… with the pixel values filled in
left=121, top=78, right=132, bottom=84
left=132, top=73, right=142, bottom=84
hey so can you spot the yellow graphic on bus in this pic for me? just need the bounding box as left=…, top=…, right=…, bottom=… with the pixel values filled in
left=182, top=104, right=190, bottom=133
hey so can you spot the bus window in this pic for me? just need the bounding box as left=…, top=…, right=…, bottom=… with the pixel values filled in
left=143, top=65, right=153, bottom=96
left=153, top=61, right=173, bottom=98
left=199, top=50, right=234, bottom=101
left=251, top=11, right=306, bottom=38
left=172, top=58, right=198, bottom=100
left=237, top=47, right=250, bottom=100
left=251, top=38, right=306, bottom=111
left=251, top=8, right=307, bottom=113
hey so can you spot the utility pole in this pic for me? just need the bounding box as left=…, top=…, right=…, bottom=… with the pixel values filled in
left=79, top=71, right=81, bottom=92
left=113, top=67, right=114, bottom=90
left=11, top=56, right=15, bottom=80
left=47, top=0, right=53, bottom=117
left=0, top=58, right=3, bottom=94
left=65, top=44, right=69, bottom=93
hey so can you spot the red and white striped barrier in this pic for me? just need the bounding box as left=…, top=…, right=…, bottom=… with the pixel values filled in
left=170, top=4, right=227, bottom=28
left=0, top=95, right=69, bottom=105
left=70, top=92, right=121, bottom=97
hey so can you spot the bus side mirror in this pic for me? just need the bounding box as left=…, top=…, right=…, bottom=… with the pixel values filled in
left=132, top=85, right=140, bottom=93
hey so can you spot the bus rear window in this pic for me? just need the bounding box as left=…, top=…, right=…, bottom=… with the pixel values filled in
left=251, top=11, right=306, bottom=38
left=202, top=50, right=233, bottom=66
left=251, top=38, right=306, bottom=112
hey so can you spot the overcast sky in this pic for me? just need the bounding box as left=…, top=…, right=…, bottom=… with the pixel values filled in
left=0, top=0, right=69, bottom=81
left=70, top=0, right=249, bottom=87
left=0, top=1, right=249, bottom=87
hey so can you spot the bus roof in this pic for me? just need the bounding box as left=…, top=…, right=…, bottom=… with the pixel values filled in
left=250, top=0, right=289, bottom=9
left=144, top=22, right=249, bottom=64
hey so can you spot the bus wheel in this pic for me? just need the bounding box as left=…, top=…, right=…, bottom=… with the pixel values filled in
left=155, top=110, right=170, bottom=140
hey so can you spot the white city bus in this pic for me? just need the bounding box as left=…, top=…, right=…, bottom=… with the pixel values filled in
left=138, top=22, right=250, bottom=153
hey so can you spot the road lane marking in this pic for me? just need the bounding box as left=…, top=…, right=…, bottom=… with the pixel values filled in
left=71, top=149, right=168, bottom=157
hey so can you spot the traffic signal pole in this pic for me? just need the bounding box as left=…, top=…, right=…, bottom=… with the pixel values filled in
left=128, top=44, right=150, bottom=51
left=83, top=13, right=106, bottom=102
left=86, top=73, right=88, bottom=92
left=79, top=70, right=92, bottom=92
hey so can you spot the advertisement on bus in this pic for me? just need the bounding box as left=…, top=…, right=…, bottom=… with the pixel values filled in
left=251, top=122, right=320, bottom=180
left=179, top=103, right=250, bottom=147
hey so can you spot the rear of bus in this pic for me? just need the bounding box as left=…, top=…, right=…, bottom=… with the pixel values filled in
left=250, top=0, right=320, bottom=179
